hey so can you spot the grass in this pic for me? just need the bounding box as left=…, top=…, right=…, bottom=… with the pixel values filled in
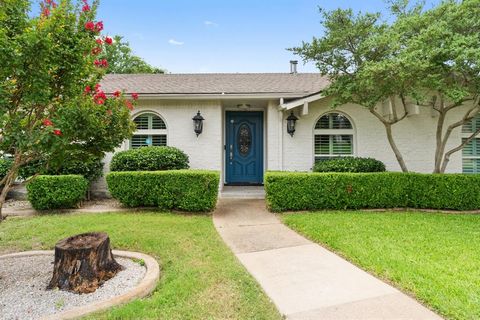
left=282, top=211, right=480, bottom=320
left=0, top=212, right=281, bottom=320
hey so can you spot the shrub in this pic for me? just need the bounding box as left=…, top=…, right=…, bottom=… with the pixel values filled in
left=19, top=152, right=104, bottom=183
left=265, top=171, right=480, bottom=212
left=110, top=146, right=189, bottom=172
left=106, top=170, right=219, bottom=212
left=313, top=157, right=386, bottom=173
left=27, top=175, right=89, bottom=210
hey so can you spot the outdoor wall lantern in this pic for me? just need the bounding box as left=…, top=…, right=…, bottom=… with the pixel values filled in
left=192, top=110, right=204, bottom=137
left=286, top=111, right=298, bottom=137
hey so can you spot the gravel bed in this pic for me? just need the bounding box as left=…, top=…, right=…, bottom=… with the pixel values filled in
left=3, top=199, right=31, bottom=210
left=0, top=255, right=146, bottom=320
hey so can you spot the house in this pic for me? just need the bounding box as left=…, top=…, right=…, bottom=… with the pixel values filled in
left=92, top=63, right=478, bottom=195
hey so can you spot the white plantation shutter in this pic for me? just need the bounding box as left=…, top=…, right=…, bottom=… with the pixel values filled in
left=131, top=113, right=167, bottom=149
left=314, top=113, right=354, bottom=161
left=462, top=116, right=480, bottom=173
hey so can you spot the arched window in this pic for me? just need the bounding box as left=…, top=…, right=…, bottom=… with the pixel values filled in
left=131, top=113, right=167, bottom=148
left=462, top=115, right=480, bottom=173
left=314, top=112, right=354, bottom=161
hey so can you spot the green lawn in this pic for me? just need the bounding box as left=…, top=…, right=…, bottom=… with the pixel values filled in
left=0, top=212, right=281, bottom=320
left=282, top=211, right=480, bottom=320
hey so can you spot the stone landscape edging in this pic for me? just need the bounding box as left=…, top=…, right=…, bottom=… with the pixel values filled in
left=0, top=249, right=160, bottom=320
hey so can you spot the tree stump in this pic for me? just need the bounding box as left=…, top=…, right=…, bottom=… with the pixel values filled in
left=47, top=232, right=123, bottom=294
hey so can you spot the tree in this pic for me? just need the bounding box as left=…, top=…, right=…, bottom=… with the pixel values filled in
left=390, top=0, right=480, bottom=173
left=290, top=8, right=414, bottom=172
left=102, top=35, right=164, bottom=74
left=291, top=0, right=480, bottom=173
left=0, top=0, right=136, bottom=221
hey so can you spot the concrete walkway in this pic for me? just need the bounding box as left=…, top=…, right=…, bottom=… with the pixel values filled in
left=213, top=198, right=442, bottom=320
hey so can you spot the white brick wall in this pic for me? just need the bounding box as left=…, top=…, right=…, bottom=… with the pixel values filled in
left=281, top=98, right=466, bottom=173
left=91, top=99, right=223, bottom=197
left=92, top=97, right=468, bottom=197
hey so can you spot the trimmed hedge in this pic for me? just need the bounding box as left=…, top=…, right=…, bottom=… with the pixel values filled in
left=106, top=170, right=219, bottom=212
left=110, top=146, right=189, bottom=172
left=313, top=157, right=386, bottom=173
left=265, top=171, right=480, bottom=212
left=27, top=175, right=88, bottom=210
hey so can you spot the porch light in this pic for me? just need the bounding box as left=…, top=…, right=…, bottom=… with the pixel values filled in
left=286, top=111, right=298, bottom=137
left=192, top=110, right=204, bottom=137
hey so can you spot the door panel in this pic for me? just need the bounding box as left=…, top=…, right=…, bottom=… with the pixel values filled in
left=226, top=111, right=263, bottom=185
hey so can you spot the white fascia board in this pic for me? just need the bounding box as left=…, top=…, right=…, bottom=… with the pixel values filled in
left=280, top=93, right=325, bottom=110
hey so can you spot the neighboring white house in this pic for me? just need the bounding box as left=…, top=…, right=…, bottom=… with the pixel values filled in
left=91, top=68, right=478, bottom=195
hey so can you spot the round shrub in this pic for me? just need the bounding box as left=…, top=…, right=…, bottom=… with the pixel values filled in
left=110, top=146, right=189, bottom=172
left=27, top=175, right=88, bottom=210
left=313, top=157, right=386, bottom=173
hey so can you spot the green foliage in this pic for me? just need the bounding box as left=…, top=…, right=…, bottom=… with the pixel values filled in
left=102, top=35, right=164, bottom=74
left=313, top=157, right=386, bottom=173
left=26, top=175, right=88, bottom=210
left=106, top=170, right=219, bottom=212
left=265, top=171, right=480, bottom=212
left=110, top=146, right=189, bottom=172
left=19, top=151, right=103, bottom=183
left=0, top=159, right=12, bottom=181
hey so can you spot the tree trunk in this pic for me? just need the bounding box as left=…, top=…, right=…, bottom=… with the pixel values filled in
left=0, top=163, right=20, bottom=223
left=384, top=123, right=409, bottom=172
left=48, top=232, right=123, bottom=294
left=433, top=110, right=446, bottom=173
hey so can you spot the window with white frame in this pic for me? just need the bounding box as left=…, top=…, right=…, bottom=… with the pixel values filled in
left=131, top=113, right=167, bottom=148
left=462, top=115, right=480, bottom=173
left=314, top=112, right=354, bottom=161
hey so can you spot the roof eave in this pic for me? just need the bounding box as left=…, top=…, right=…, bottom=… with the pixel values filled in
left=110, top=92, right=315, bottom=100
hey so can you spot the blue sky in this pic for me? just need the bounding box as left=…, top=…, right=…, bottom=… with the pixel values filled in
left=95, top=0, right=437, bottom=74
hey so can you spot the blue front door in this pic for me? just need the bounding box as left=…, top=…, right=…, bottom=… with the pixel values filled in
left=226, top=111, right=264, bottom=185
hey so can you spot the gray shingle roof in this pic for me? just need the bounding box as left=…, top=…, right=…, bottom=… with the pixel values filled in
left=100, top=73, right=329, bottom=97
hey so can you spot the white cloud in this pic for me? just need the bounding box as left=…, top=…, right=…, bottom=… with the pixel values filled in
left=168, top=39, right=184, bottom=46
left=204, top=20, right=219, bottom=27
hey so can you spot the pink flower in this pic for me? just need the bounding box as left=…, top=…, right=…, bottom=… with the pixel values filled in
left=94, top=21, right=104, bottom=32
left=125, top=100, right=134, bottom=110
left=82, top=4, right=90, bottom=12
left=43, top=119, right=53, bottom=126
left=42, top=8, right=50, bottom=17
left=96, top=98, right=105, bottom=105
left=85, top=21, right=95, bottom=31
left=94, top=84, right=101, bottom=92
left=113, top=90, right=121, bottom=97
left=131, top=93, right=138, bottom=100
left=105, top=37, right=113, bottom=45
left=53, top=129, right=62, bottom=136
left=84, top=85, right=91, bottom=94
left=95, top=38, right=103, bottom=45
left=94, top=59, right=108, bottom=68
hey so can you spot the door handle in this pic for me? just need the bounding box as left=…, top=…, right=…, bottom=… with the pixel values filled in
left=229, top=145, right=233, bottom=161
